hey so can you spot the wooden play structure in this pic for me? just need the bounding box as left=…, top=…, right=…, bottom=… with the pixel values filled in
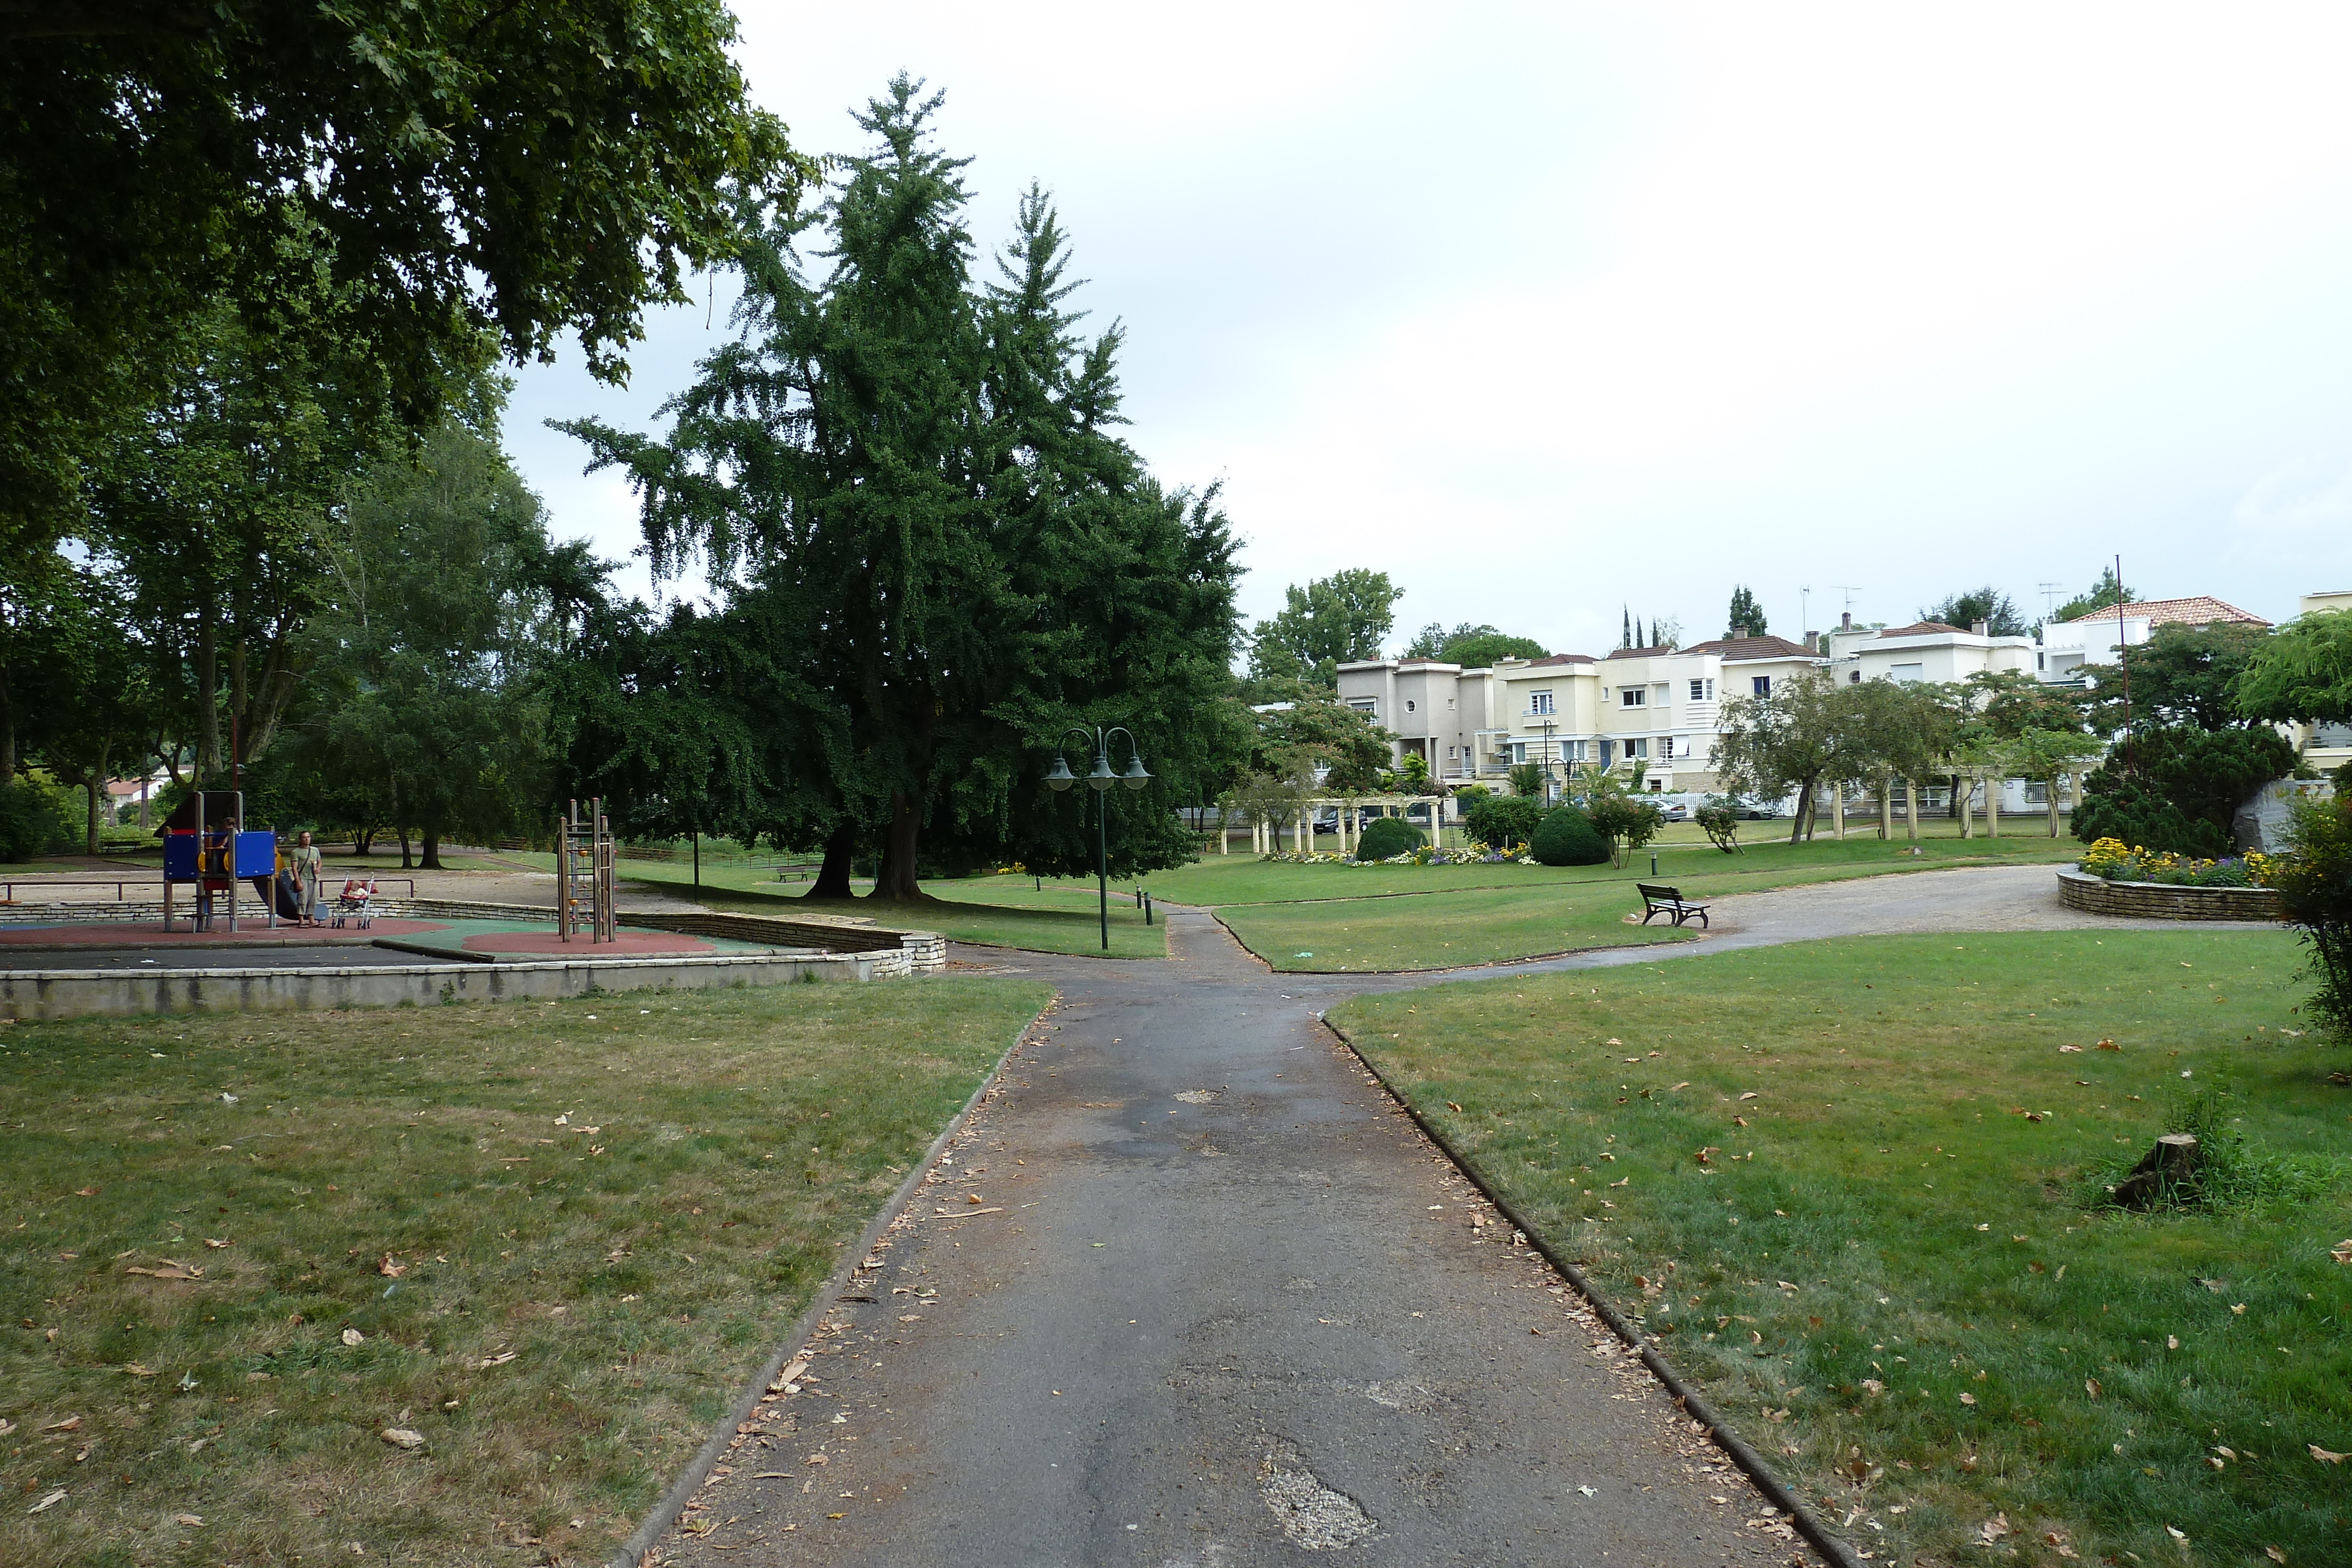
left=557, top=797, right=617, bottom=942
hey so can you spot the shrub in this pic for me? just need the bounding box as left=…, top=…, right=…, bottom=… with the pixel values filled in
left=1695, top=799, right=1742, bottom=853
left=2073, top=726, right=2297, bottom=857
left=1463, top=793, right=1544, bottom=850
left=2268, top=791, right=2352, bottom=1040
left=1352, top=816, right=1425, bottom=861
left=0, top=772, right=82, bottom=862
left=1585, top=792, right=1665, bottom=868
left=1531, top=806, right=1609, bottom=866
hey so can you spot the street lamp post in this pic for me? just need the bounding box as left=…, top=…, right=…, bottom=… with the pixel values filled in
left=1043, top=725, right=1151, bottom=952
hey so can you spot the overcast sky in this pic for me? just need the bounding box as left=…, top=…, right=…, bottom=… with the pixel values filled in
left=504, top=2, right=2352, bottom=658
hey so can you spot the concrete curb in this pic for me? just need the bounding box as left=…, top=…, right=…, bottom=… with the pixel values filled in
left=1204, top=907, right=1703, bottom=978
left=608, top=994, right=1059, bottom=1567
left=1318, top=1013, right=1867, bottom=1568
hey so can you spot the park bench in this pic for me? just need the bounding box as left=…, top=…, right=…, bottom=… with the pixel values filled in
left=1635, top=882, right=1710, bottom=929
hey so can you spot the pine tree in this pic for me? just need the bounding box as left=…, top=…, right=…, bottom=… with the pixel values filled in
left=1622, top=606, right=1634, bottom=649
left=562, top=79, right=1240, bottom=899
left=1727, top=585, right=1768, bottom=639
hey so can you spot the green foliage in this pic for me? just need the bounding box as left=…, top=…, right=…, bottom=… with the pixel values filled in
left=1583, top=791, right=1665, bottom=868
left=0, top=771, right=82, bottom=861
left=1248, top=570, right=1402, bottom=685
left=1242, top=685, right=1391, bottom=797
left=1713, top=671, right=1867, bottom=842
left=1962, top=669, right=2086, bottom=739
left=1352, top=815, right=1425, bottom=860
left=1403, top=622, right=1547, bottom=667
left=1920, top=586, right=2026, bottom=636
left=2073, top=726, right=2296, bottom=857
left=2083, top=1082, right=2340, bottom=1212
left=1463, top=793, right=1544, bottom=849
left=2268, top=790, right=2352, bottom=1039
left=1695, top=798, right=1742, bottom=853
left=1725, top=584, right=1768, bottom=638
left=566, top=85, right=1242, bottom=897
left=2, top=0, right=804, bottom=554
left=1505, top=761, right=1549, bottom=800
left=2050, top=564, right=2133, bottom=625
left=1530, top=805, right=1610, bottom=866
left=257, top=416, right=569, bottom=865
left=2235, top=607, right=2352, bottom=727
left=2079, top=620, right=2272, bottom=731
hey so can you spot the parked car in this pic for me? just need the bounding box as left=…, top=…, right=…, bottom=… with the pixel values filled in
left=1657, top=802, right=1690, bottom=822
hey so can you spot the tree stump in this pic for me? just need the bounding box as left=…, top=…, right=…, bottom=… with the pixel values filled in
left=2112, top=1133, right=2199, bottom=1209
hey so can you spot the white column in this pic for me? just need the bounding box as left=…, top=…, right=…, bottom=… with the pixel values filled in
left=1906, top=780, right=1920, bottom=841
left=1985, top=774, right=1999, bottom=838
left=1832, top=781, right=1846, bottom=841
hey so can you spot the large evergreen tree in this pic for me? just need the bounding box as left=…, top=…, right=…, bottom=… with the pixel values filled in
left=1726, top=585, right=1768, bottom=638
left=565, top=80, right=1241, bottom=900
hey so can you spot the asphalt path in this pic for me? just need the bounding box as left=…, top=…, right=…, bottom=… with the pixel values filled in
left=658, top=864, right=2271, bottom=1567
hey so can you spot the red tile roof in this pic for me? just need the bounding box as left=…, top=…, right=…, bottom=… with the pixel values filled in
left=1603, top=645, right=1678, bottom=660
left=1676, top=635, right=1817, bottom=660
left=1871, top=620, right=1968, bottom=638
left=2051, top=596, right=2269, bottom=629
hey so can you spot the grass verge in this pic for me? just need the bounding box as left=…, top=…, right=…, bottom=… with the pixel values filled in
left=1332, top=931, right=2352, bottom=1567
left=0, top=978, right=1051, bottom=1566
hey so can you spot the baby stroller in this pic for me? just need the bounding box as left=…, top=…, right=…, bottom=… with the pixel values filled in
left=329, top=877, right=378, bottom=930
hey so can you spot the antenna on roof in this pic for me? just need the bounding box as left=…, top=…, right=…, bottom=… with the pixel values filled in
left=2037, top=581, right=2063, bottom=617
left=1799, top=584, right=1811, bottom=637
left=1832, top=586, right=1862, bottom=617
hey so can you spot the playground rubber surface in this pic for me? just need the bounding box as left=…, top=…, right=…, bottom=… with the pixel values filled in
left=0, top=916, right=777, bottom=963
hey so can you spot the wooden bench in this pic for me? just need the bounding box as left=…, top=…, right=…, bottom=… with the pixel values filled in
left=1636, top=882, right=1711, bottom=928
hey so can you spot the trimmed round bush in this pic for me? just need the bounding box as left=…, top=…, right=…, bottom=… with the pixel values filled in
left=1531, top=805, right=1610, bottom=866
left=1352, top=817, right=1426, bottom=860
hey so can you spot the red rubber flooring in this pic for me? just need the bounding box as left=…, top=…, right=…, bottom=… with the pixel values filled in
left=458, top=930, right=716, bottom=956
left=0, top=918, right=449, bottom=947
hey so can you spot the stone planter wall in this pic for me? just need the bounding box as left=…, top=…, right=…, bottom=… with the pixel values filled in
left=2056, top=869, right=2281, bottom=922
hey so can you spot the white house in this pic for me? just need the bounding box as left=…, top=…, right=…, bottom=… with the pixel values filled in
left=2039, top=594, right=2269, bottom=681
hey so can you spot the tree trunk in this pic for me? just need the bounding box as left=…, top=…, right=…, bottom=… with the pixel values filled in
left=1788, top=777, right=1816, bottom=844
left=0, top=671, right=14, bottom=781
left=84, top=774, right=102, bottom=855
left=420, top=825, right=443, bottom=871
left=2113, top=1133, right=2199, bottom=1209
left=868, top=791, right=924, bottom=901
left=811, top=818, right=858, bottom=900
left=1905, top=780, right=1920, bottom=841
left=1957, top=775, right=1973, bottom=838
left=1877, top=773, right=1892, bottom=840
left=2049, top=774, right=2064, bottom=838
left=354, top=827, right=373, bottom=855
left=398, top=826, right=413, bottom=870
left=194, top=611, right=221, bottom=782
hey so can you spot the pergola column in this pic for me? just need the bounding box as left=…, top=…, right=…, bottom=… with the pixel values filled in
left=1832, top=780, right=1846, bottom=841
left=1906, top=780, right=1920, bottom=841
left=1985, top=773, right=2000, bottom=838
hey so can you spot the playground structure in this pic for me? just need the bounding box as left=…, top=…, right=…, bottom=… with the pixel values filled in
left=556, top=797, right=617, bottom=942
left=160, top=790, right=282, bottom=932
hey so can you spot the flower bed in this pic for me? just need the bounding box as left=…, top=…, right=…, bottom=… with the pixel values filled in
left=2076, top=837, right=2274, bottom=888
left=1261, top=843, right=1534, bottom=867
left=2055, top=869, right=2280, bottom=921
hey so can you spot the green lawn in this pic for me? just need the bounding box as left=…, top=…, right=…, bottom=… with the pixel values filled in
left=568, top=831, right=2072, bottom=966
left=0, top=978, right=1051, bottom=1567
left=1332, top=931, right=2352, bottom=1567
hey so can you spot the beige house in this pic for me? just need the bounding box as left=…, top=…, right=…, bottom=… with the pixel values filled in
left=2287, top=590, right=2352, bottom=776
left=1338, top=633, right=1823, bottom=797
left=1821, top=616, right=2039, bottom=686
left=2039, top=594, right=2269, bottom=681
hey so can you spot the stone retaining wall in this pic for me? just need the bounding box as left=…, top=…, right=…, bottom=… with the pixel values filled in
left=0, top=950, right=890, bottom=1022
left=2056, top=868, right=2281, bottom=922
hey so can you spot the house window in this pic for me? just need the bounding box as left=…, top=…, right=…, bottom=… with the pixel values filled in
left=1348, top=698, right=1376, bottom=715
left=1688, top=679, right=1705, bottom=701
left=1405, top=699, right=1415, bottom=713
left=1890, top=663, right=1924, bottom=684
left=1621, top=688, right=1645, bottom=707
left=1530, top=690, right=1555, bottom=716
left=1447, top=745, right=1457, bottom=760
left=1626, top=738, right=1649, bottom=759
left=1849, top=670, right=1861, bottom=683
left=1751, top=675, right=1772, bottom=697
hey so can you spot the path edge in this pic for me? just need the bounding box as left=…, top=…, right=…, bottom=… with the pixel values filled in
left=1318, top=1012, right=1866, bottom=1568
left=1206, top=908, right=1702, bottom=977
left=608, top=991, right=1060, bottom=1567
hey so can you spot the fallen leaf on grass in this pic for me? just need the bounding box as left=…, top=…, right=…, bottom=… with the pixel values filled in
left=2058, top=1044, right=2083, bottom=1054
left=173, top=1513, right=203, bottom=1526
left=74, top=1187, right=99, bottom=1197
left=2095, top=1038, right=2120, bottom=1051
left=2044, top=1530, right=2077, bottom=1558
left=27, top=1489, right=66, bottom=1514
left=1738, top=1091, right=1759, bottom=1101
left=1860, top=1379, right=1884, bottom=1396
left=40, top=1416, right=82, bottom=1432
left=2085, top=1378, right=2101, bottom=1399
left=2331, top=1239, right=2352, bottom=1266
left=379, top=1428, right=425, bottom=1450
left=2311, top=1444, right=2348, bottom=1465
left=377, top=1255, right=406, bottom=1278
left=203, top=1238, right=230, bottom=1249
left=2267, top=1548, right=2288, bottom=1564
left=476, top=1350, right=517, bottom=1369
left=340, top=1328, right=365, bottom=1346
left=1445, top=1102, right=1462, bottom=1113
left=1959, top=1392, right=1977, bottom=1405
left=1976, top=1513, right=2011, bottom=1546
left=125, top=1261, right=202, bottom=1281
left=122, top=1363, right=156, bottom=1378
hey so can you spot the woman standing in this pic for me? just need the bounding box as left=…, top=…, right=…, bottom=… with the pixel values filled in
left=292, top=831, right=325, bottom=927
